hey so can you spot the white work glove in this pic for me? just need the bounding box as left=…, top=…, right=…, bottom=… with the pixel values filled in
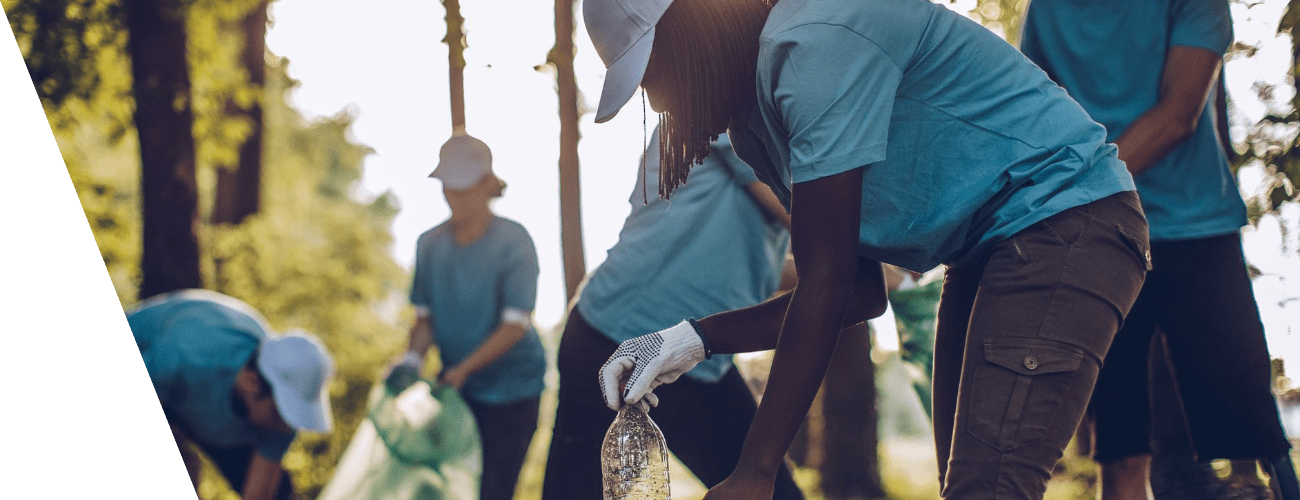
left=598, top=319, right=711, bottom=411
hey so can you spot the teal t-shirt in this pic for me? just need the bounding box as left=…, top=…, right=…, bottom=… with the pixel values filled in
left=127, top=289, right=296, bottom=461
left=1020, top=0, right=1244, bottom=241
left=728, top=0, right=1135, bottom=272
left=409, top=216, right=546, bottom=404
left=577, top=128, right=790, bottom=383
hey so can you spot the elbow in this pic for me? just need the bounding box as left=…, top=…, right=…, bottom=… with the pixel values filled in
left=840, top=282, right=888, bottom=327
left=1158, top=102, right=1201, bottom=144
left=1170, top=116, right=1198, bottom=144
left=841, top=258, right=888, bottom=326
left=864, top=294, right=889, bottom=320
left=504, top=322, right=529, bottom=342
left=846, top=293, right=888, bottom=326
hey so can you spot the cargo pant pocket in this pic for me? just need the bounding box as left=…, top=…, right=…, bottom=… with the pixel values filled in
left=1116, top=224, right=1153, bottom=272
left=968, top=338, right=1086, bottom=452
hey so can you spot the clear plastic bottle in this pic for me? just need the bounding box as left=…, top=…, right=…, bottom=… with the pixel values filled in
left=601, top=404, right=671, bottom=500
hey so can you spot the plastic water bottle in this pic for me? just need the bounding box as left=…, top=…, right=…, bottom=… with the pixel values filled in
left=601, top=404, right=671, bottom=500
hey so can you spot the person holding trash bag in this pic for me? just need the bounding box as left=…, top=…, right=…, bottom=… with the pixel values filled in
left=386, top=133, right=546, bottom=500
left=581, top=0, right=1151, bottom=498
left=540, top=125, right=804, bottom=500
left=127, top=289, right=335, bottom=500
left=1020, top=1, right=1293, bottom=498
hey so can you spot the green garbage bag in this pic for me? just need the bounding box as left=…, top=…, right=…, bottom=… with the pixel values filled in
left=317, top=380, right=482, bottom=500
left=888, top=278, right=942, bottom=417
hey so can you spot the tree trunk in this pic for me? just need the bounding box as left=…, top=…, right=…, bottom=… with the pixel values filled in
left=443, top=0, right=466, bottom=132
left=553, top=0, right=585, bottom=301
left=213, top=2, right=268, bottom=225
left=819, top=323, right=886, bottom=500
left=126, top=0, right=203, bottom=300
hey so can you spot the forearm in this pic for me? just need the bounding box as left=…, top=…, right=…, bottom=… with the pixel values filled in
left=698, top=292, right=794, bottom=353
left=1115, top=46, right=1223, bottom=177
left=735, top=279, right=851, bottom=475
left=240, top=452, right=285, bottom=500
left=698, top=258, right=887, bottom=354
left=1114, top=105, right=1196, bottom=177
left=406, top=315, right=435, bottom=355
left=451, top=322, right=527, bottom=375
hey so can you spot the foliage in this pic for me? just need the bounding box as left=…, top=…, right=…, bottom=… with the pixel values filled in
left=205, top=57, right=410, bottom=500
left=1239, top=0, right=1300, bottom=222
left=1, top=0, right=125, bottom=111
left=963, top=0, right=1031, bottom=46
left=2, top=0, right=264, bottom=165
left=8, top=0, right=1299, bottom=498
left=7, top=1, right=413, bottom=497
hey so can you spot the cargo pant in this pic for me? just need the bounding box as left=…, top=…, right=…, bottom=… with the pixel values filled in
left=932, top=191, right=1151, bottom=499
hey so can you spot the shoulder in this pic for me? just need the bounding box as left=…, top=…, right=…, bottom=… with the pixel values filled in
left=493, top=216, right=535, bottom=243
left=761, top=0, right=933, bottom=66
left=416, top=222, right=452, bottom=247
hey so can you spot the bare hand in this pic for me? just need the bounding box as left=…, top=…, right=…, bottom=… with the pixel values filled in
left=438, top=366, right=469, bottom=389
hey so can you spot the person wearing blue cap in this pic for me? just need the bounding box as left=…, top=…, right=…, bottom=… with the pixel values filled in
left=580, top=0, right=1152, bottom=498
left=385, top=133, right=546, bottom=500
left=540, top=126, right=802, bottom=500
left=128, top=289, right=335, bottom=500
left=1020, top=2, right=1292, bottom=498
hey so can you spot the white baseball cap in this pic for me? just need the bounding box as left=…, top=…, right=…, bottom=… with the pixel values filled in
left=257, top=330, right=335, bottom=433
left=585, top=0, right=676, bottom=123
left=429, top=134, right=494, bottom=190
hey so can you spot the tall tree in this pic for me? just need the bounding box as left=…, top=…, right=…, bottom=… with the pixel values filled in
left=552, top=0, right=585, bottom=301
left=443, top=0, right=466, bottom=132
left=125, top=0, right=203, bottom=299
left=819, top=323, right=886, bottom=500
left=212, top=1, right=269, bottom=225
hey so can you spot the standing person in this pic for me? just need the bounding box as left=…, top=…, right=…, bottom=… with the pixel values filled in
left=541, top=126, right=804, bottom=500
left=581, top=0, right=1152, bottom=498
left=128, top=289, right=335, bottom=500
left=1020, top=1, right=1292, bottom=498
left=385, top=134, right=546, bottom=500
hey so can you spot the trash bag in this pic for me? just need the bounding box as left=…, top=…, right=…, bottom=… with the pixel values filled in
left=875, top=351, right=940, bottom=497
left=875, top=351, right=933, bottom=442
left=888, top=278, right=942, bottom=416
left=317, top=380, right=482, bottom=500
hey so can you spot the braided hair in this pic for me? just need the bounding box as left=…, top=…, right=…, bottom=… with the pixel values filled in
left=648, top=0, right=773, bottom=199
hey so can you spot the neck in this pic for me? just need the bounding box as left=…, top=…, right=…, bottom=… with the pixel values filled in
left=452, top=210, right=493, bottom=245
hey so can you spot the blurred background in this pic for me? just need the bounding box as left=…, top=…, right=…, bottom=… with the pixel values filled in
left=3, top=0, right=1299, bottom=498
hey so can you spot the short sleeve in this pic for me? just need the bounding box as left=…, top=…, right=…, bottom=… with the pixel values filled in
left=711, top=134, right=759, bottom=185
left=1169, top=0, right=1233, bottom=55
left=761, top=25, right=903, bottom=184
left=500, top=228, right=540, bottom=314
left=255, top=429, right=296, bottom=462
left=408, top=238, right=434, bottom=316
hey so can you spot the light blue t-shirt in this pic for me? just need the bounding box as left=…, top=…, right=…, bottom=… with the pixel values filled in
left=127, top=289, right=296, bottom=461
left=1020, top=0, right=1245, bottom=242
left=409, top=216, right=546, bottom=404
left=577, top=129, right=790, bottom=383
left=727, top=0, right=1135, bottom=272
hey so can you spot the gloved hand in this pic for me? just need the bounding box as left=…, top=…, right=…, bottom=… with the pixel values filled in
left=599, top=320, right=709, bottom=411
left=385, top=352, right=424, bottom=393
